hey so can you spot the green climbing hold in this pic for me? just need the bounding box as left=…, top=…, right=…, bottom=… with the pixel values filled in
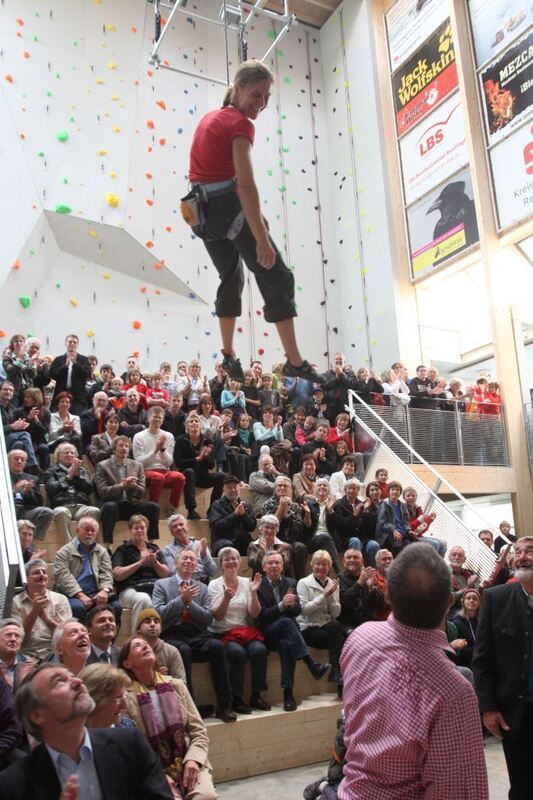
left=56, top=282, right=61, bottom=288
left=278, top=186, right=286, bottom=193
left=54, top=204, right=72, bottom=214
left=37, top=151, right=45, bottom=158
left=283, top=76, right=292, bottom=84
left=267, top=30, right=276, bottom=40
left=18, top=296, right=31, bottom=309
left=56, top=130, right=69, bottom=142
left=267, top=170, right=273, bottom=176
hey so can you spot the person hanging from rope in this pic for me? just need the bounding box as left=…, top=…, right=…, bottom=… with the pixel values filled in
left=184, top=59, right=325, bottom=386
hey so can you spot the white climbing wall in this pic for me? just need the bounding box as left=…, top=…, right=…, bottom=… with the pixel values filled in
left=0, top=0, right=344, bottom=373
left=320, top=0, right=404, bottom=369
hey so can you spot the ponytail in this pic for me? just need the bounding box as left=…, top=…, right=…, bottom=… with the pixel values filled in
left=222, top=85, right=234, bottom=107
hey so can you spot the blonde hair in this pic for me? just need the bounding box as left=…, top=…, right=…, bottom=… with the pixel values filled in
left=79, top=664, right=131, bottom=707
left=222, top=60, right=274, bottom=107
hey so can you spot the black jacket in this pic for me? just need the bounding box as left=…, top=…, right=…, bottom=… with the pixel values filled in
left=0, top=727, right=172, bottom=799
left=117, top=404, right=147, bottom=439
left=338, top=570, right=385, bottom=629
left=10, top=470, right=47, bottom=513
left=472, top=581, right=533, bottom=737
left=208, top=495, right=256, bottom=546
left=50, top=353, right=92, bottom=409
left=174, top=435, right=214, bottom=477
left=44, top=463, right=94, bottom=507
left=257, top=575, right=301, bottom=631
left=301, top=441, right=336, bottom=476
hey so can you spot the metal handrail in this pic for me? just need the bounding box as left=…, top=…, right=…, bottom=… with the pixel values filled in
left=347, top=390, right=512, bottom=547
left=525, top=401, right=533, bottom=472
left=0, top=426, right=26, bottom=616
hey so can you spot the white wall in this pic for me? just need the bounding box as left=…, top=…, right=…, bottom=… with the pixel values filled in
left=0, top=0, right=341, bottom=372
left=319, top=0, right=403, bottom=370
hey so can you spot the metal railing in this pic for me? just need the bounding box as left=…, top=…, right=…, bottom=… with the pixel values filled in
left=347, top=391, right=510, bottom=583
left=354, top=396, right=509, bottom=467
left=0, top=427, right=26, bottom=617
left=525, top=402, right=533, bottom=473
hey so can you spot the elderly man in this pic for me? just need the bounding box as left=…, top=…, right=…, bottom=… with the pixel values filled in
left=174, top=414, right=225, bottom=520
left=257, top=551, right=329, bottom=712
left=153, top=548, right=236, bottom=723
left=52, top=620, right=91, bottom=675
left=95, top=435, right=160, bottom=542
left=337, top=549, right=386, bottom=635
left=0, top=619, right=35, bottom=691
left=292, top=454, right=317, bottom=505
left=322, top=352, right=357, bottom=421
left=372, top=549, right=392, bottom=620
left=44, top=442, right=100, bottom=541
left=339, top=544, right=488, bottom=800
left=79, top=391, right=110, bottom=452
left=208, top=475, right=257, bottom=556
left=118, top=387, right=147, bottom=438
left=53, top=517, right=120, bottom=623
left=50, top=333, right=92, bottom=414
left=11, top=559, right=72, bottom=661
left=85, top=605, right=119, bottom=666
left=1, top=380, right=40, bottom=468
left=160, top=514, right=216, bottom=582
left=132, top=405, right=185, bottom=514
left=473, top=536, right=533, bottom=798
left=448, top=545, right=479, bottom=610
left=262, top=475, right=310, bottom=580
left=8, top=449, right=53, bottom=540
left=249, top=452, right=280, bottom=515
left=0, top=663, right=173, bottom=799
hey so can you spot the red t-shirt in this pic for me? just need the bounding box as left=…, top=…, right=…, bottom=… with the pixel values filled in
left=189, top=106, right=255, bottom=183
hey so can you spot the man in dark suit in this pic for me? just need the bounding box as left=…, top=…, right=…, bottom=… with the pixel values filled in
left=257, top=551, right=329, bottom=712
left=85, top=605, right=119, bottom=666
left=208, top=475, right=256, bottom=556
left=472, top=536, right=533, bottom=800
left=94, top=435, right=160, bottom=542
left=153, top=548, right=236, bottom=723
left=0, top=662, right=172, bottom=799
left=50, top=334, right=92, bottom=414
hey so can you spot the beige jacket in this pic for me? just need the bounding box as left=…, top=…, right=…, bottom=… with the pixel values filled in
left=53, top=539, right=114, bottom=598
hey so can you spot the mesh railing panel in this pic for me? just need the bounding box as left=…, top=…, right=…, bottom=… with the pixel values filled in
left=525, top=403, right=533, bottom=472
left=348, top=393, right=499, bottom=583
left=352, top=402, right=509, bottom=467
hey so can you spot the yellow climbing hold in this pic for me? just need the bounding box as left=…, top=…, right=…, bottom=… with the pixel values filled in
left=88, top=229, right=97, bottom=238
left=109, top=171, right=117, bottom=178
left=95, top=78, right=104, bottom=84
left=102, top=272, right=111, bottom=280
left=70, top=297, right=79, bottom=307
left=86, top=329, right=95, bottom=337
left=105, top=193, right=120, bottom=208
left=106, top=23, right=117, bottom=32
left=97, top=149, right=107, bottom=156
left=108, top=61, right=117, bottom=70
left=112, top=125, right=120, bottom=132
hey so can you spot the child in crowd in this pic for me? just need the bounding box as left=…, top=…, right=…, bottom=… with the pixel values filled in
left=258, top=373, right=282, bottom=416
left=242, top=368, right=261, bottom=420
left=296, top=415, right=317, bottom=447
left=145, top=372, right=169, bottom=409
left=375, top=468, right=389, bottom=499
left=221, top=378, right=246, bottom=419
left=108, top=377, right=126, bottom=410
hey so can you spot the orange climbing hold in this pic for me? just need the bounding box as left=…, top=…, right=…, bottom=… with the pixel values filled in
left=156, top=100, right=167, bottom=110
left=146, top=120, right=155, bottom=129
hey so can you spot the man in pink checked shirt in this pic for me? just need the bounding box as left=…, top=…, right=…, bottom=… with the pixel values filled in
left=339, top=543, right=488, bottom=800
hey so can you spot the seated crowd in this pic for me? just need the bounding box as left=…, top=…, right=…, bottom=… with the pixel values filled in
left=0, top=334, right=514, bottom=798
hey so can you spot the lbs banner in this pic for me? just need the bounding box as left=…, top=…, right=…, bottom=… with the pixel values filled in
left=490, top=122, right=533, bottom=228
left=407, top=167, right=480, bottom=278
left=399, top=94, right=468, bottom=205
left=392, top=19, right=458, bottom=136
left=386, top=0, right=449, bottom=72
left=480, top=29, right=533, bottom=144
left=468, top=0, right=533, bottom=68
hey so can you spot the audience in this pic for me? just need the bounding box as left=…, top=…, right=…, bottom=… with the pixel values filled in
left=0, top=336, right=514, bottom=796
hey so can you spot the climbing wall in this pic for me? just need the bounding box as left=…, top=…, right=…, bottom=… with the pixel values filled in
left=320, top=0, right=403, bottom=369
left=0, top=0, right=342, bottom=374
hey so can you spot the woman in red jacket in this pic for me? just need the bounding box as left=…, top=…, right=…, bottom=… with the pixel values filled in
left=188, top=60, right=323, bottom=386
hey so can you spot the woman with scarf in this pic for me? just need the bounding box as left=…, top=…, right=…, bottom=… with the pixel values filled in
left=119, top=635, right=216, bottom=800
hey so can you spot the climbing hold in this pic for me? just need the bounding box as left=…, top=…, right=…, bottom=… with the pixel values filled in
left=132, top=320, right=142, bottom=330
left=56, top=130, right=69, bottom=142
left=19, top=296, right=31, bottom=308
left=54, top=204, right=72, bottom=214
left=105, top=193, right=120, bottom=207
left=70, top=298, right=79, bottom=307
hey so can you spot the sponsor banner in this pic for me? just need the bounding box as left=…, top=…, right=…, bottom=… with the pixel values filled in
left=490, top=121, right=533, bottom=228
left=400, top=94, right=468, bottom=205
left=407, top=167, right=480, bottom=278
left=468, top=0, right=533, bottom=68
left=480, top=29, right=533, bottom=145
left=386, top=0, right=449, bottom=71
left=392, top=19, right=458, bottom=136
